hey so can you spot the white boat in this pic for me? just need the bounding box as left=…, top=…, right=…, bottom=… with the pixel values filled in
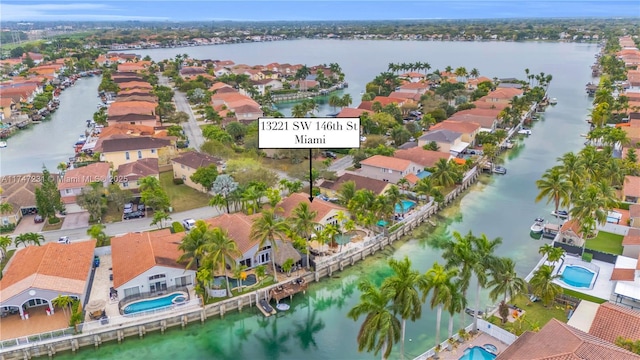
left=518, top=129, right=532, bottom=136
left=551, top=210, right=569, bottom=219
left=549, top=98, right=558, bottom=105
left=530, top=217, right=544, bottom=233
left=0, top=141, right=6, bottom=148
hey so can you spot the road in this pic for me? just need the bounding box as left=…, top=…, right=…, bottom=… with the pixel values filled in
left=158, top=75, right=205, bottom=150
left=327, top=155, right=353, bottom=174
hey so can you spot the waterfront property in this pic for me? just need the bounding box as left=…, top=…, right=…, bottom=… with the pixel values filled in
left=277, top=192, right=348, bottom=229
left=357, top=155, right=424, bottom=184
left=551, top=256, right=613, bottom=300
left=110, top=230, right=195, bottom=311
left=204, top=212, right=268, bottom=269
left=171, top=151, right=225, bottom=193
left=122, top=291, right=189, bottom=315
left=58, top=162, right=111, bottom=213
left=97, top=136, right=173, bottom=169
left=319, top=173, right=392, bottom=197
left=0, top=241, right=96, bottom=339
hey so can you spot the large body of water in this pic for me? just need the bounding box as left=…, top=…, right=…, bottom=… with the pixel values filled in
left=44, top=40, right=594, bottom=359
left=1, top=76, right=102, bottom=176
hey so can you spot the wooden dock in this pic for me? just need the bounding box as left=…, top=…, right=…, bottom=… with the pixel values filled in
left=269, top=278, right=308, bottom=303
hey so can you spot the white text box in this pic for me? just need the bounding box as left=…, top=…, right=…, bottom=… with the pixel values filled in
left=258, top=117, right=361, bottom=149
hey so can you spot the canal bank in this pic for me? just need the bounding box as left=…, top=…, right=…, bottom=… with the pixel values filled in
left=0, top=76, right=102, bottom=176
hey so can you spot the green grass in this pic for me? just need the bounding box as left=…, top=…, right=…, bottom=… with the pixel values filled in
left=488, top=293, right=568, bottom=335
left=159, top=171, right=211, bottom=212
left=103, top=201, right=123, bottom=223
left=585, top=231, right=624, bottom=255
left=618, top=202, right=631, bottom=210
left=562, top=288, right=608, bottom=304
left=0, top=249, right=16, bottom=278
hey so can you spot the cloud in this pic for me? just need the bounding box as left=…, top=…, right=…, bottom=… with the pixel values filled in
left=0, top=3, right=169, bottom=21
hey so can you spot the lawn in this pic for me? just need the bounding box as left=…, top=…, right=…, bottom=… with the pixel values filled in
left=585, top=231, right=624, bottom=255
left=42, top=218, right=64, bottom=231
left=562, top=288, right=608, bottom=304
left=488, top=293, right=568, bottom=335
left=103, top=201, right=123, bottom=223
left=159, top=171, right=211, bottom=212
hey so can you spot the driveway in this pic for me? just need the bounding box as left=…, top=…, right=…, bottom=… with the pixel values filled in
left=12, top=214, right=44, bottom=235
left=60, top=212, right=90, bottom=231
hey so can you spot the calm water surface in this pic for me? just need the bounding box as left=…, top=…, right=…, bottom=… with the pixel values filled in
left=53, top=40, right=594, bottom=360
left=0, top=76, right=102, bottom=176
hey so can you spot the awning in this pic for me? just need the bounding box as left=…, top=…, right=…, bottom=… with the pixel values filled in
left=450, top=141, right=470, bottom=155
left=614, top=281, right=640, bottom=301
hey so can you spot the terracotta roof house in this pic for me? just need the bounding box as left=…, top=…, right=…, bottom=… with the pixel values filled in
left=204, top=213, right=268, bottom=269
left=372, top=96, right=406, bottom=107
left=429, top=120, right=481, bottom=145
left=558, top=219, right=584, bottom=247
left=209, top=82, right=233, bottom=92
left=484, top=88, right=524, bottom=104
left=117, top=62, right=151, bottom=72
left=248, top=79, right=283, bottom=95
left=210, top=92, right=263, bottom=121
left=388, top=91, right=422, bottom=101
left=117, top=81, right=153, bottom=91
left=448, top=108, right=500, bottom=132
left=399, top=72, right=427, bottom=83
left=115, top=94, right=158, bottom=103
left=111, top=229, right=195, bottom=301
left=358, top=155, right=424, bottom=184
left=496, top=318, right=640, bottom=360
left=357, top=101, right=374, bottom=111
left=116, top=158, right=159, bottom=192
left=472, top=99, right=510, bottom=111
left=179, top=66, right=206, bottom=78
left=589, top=302, right=640, bottom=344
left=336, top=108, right=373, bottom=118
left=418, top=129, right=468, bottom=155
left=624, top=176, right=640, bottom=203
left=622, top=228, right=640, bottom=258
left=0, top=172, right=59, bottom=224
left=277, top=192, right=348, bottom=228
left=320, top=173, right=391, bottom=197
left=396, top=82, right=430, bottom=94
left=107, top=113, right=158, bottom=127
left=99, top=136, right=172, bottom=169
left=465, top=76, right=493, bottom=90
left=22, top=52, right=44, bottom=64
left=630, top=204, right=640, bottom=228
left=395, top=147, right=451, bottom=168
left=0, top=240, right=97, bottom=319
left=117, top=89, right=153, bottom=97
left=107, top=101, right=157, bottom=117
left=58, top=162, right=112, bottom=212
left=172, top=151, right=224, bottom=192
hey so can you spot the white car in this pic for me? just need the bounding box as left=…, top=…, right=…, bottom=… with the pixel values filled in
left=123, top=203, right=134, bottom=214
left=58, top=236, right=70, bottom=244
left=182, top=218, right=196, bottom=231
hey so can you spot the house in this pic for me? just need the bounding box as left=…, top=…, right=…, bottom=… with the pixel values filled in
left=396, top=82, right=430, bottom=95
left=429, top=120, right=481, bottom=145
left=400, top=72, right=427, bottom=83
left=179, top=66, right=207, bottom=78
left=336, top=108, right=373, bottom=118
left=116, top=62, right=151, bottom=72
left=107, top=101, right=157, bottom=118
left=116, top=158, right=159, bottom=192
left=171, top=151, right=224, bottom=192
left=0, top=240, right=96, bottom=320
left=630, top=204, right=640, bottom=228
left=0, top=172, right=58, bottom=225
left=358, top=155, right=423, bottom=184
left=111, top=230, right=195, bottom=301
left=588, top=302, right=640, bottom=344
left=319, top=173, right=391, bottom=197
left=394, top=147, right=451, bottom=169
left=556, top=219, right=584, bottom=247
left=622, top=228, right=640, bottom=258
left=117, top=81, right=154, bottom=91
left=58, top=162, right=112, bottom=213
left=465, top=76, right=493, bottom=90
left=372, top=96, right=406, bottom=107
left=22, top=52, right=43, bottom=65
left=234, top=104, right=264, bottom=123
left=473, top=99, right=510, bottom=111
left=277, top=192, right=349, bottom=229
left=484, top=88, right=524, bottom=104
left=250, top=79, right=283, bottom=95
left=209, top=82, right=233, bottom=93
left=624, top=176, right=640, bottom=203
left=418, top=129, right=467, bottom=155
left=496, top=318, right=640, bottom=360
left=448, top=108, right=500, bottom=132
left=107, top=113, right=158, bottom=127
left=0, top=97, right=15, bottom=120
left=213, top=67, right=232, bottom=77
left=210, top=92, right=263, bottom=121
left=116, top=94, right=158, bottom=103
left=204, top=213, right=269, bottom=269
left=292, top=79, right=319, bottom=90
left=99, top=136, right=172, bottom=169
left=388, top=91, right=422, bottom=101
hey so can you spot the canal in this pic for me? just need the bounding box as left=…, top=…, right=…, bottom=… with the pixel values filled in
left=0, top=76, right=102, bottom=176
left=51, top=40, right=595, bottom=360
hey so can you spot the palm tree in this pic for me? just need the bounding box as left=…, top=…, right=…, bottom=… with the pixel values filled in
left=414, top=177, right=443, bottom=204
left=421, top=262, right=457, bottom=349
left=347, top=280, right=401, bottom=360
left=442, top=231, right=475, bottom=330
left=337, top=180, right=357, bottom=206
left=547, top=247, right=565, bottom=269
left=570, top=184, right=608, bottom=232
left=52, top=294, right=74, bottom=319
left=178, top=220, right=210, bottom=269
left=487, top=258, right=526, bottom=324
left=470, top=234, right=502, bottom=332
left=14, top=232, right=43, bottom=247
left=250, top=209, right=290, bottom=282
left=87, top=224, right=109, bottom=247
left=384, top=185, right=405, bottom=217
left=0, top=235, right=12, bottom=259
left=0, top=202, right=13, bottom=217
left=470, top=68, right=480, bottom=78
left=381, top=257, right=425, bottom=359
left=446, top=281, right=467, bottom=338
left=529, top=265, right=563, bottom=307
left=535, top=166, right=571, bottom=215
left=430, top=159, right=458, bottom=187
left=205, top=228, right=241, bottom=298
left=290, top=202, right=318, bottom=270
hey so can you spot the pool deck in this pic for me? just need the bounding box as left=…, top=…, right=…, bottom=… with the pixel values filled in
left=436, top=333, right=509, bottom=360
left=553, top=257, right=614, bottom=300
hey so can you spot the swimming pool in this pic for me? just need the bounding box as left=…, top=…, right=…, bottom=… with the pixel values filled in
left=560, top=265, right=596, bottom=289
left=123, top=291, right=188, bottom=314
left=395, top=200, right=416, bottom=214
left=213, top=274, right=257, bottom=289
left=458, top=346, right=497, bottom=360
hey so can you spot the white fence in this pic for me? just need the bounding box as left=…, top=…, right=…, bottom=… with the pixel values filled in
left=476, top=319, right=518, bottom=345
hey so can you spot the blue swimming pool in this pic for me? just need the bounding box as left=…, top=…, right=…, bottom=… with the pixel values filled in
left=123, top=292, right=188, bottom=314
left=561, top=265, right=596, bottom=288
left=458, top=346, right=497, bottom=360
left=395, top=200, right=416, bottom=214
left=213, top=274, right=257, bottom=289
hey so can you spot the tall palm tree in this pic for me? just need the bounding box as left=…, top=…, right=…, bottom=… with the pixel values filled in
left=178, top=220, right=210, bottom=269
left=487, top=258, right=526, bottom=324
left=347, top=280, right=401, bottom=360
left=0, top=235, right=11, bottom=259
left=381, top=257, right=425, bottom=359
left=446, top=281, right=467, bottom=338
left=250, top=209, right=290, bottom=282
left=570, top=184, right=608, bottom=231
left=290, top=202, right=318, bottom=270
left=442, top=231, right=475, bottom=330
left=421, top=262, right=457, bottom=348
left=430, top=159, right=458, bottom=188
left=384, top=185, right=405, bottom=217
left=52, top=294, right=74, bottom=319
left=547, top=247, right=565, bottom=269
left=413, top=177, right=443, bottom=204
left=337, top=181, right=357, bottom=206
left=470, top=234, right=502, bottom=332
left=205, top=228, right=241, bottom=298
left=529, top=265, right=563, bottom=307
left=535, top=166, right=571, bottom=215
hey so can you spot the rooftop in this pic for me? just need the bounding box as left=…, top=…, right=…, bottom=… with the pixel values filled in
left=360, top=155, right=412, bottom=172
left=171, top=151, right=223, bottom=169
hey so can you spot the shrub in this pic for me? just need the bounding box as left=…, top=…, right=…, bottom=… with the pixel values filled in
left=173, top=178, right=184, bottom=185
left=172, top=221, right=185, bottom=233
left=47, top=217, right=61, bottom=224
left=582, top=252, right=593, bottom=262
left=0, top=223, right=16, bottom=234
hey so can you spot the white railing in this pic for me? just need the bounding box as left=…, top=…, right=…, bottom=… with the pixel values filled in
left=413, top=323, right=475, bottom=360
left=0, top=327, right=75, bottom=350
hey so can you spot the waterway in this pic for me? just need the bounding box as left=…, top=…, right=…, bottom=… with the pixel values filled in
left=50, top=40, right=595, bottom=359
left=0, top=76, right=102, bottom=176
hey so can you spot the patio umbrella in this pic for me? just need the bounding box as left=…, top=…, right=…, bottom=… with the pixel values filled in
left=85, top=299, right=106, bottom=316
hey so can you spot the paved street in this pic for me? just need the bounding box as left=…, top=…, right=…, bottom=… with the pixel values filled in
left=327, top=155, right=353, bottom=174
left=159, top=75, right=205, bottom=150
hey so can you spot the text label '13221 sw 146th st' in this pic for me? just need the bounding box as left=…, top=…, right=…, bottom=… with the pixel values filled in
left=257, top=117, right=361, bottom=149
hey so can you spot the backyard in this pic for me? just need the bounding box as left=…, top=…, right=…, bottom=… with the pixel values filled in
left=159, top=171, right=211, bottom=212
left=488, top=293, right=568, bottom=335
left=585, top=231, right=624, bottom=255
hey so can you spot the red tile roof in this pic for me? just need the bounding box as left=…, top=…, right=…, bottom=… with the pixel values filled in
left=611, top=268, right=636, bottom=281
left=372, top=96, right=405, bottom=106
left=172, top=151, right=223, bottom=169
left=360, top=155, right=412, bottom=172
left=204, top=213, right=260, bottom=254
left=624, top=176, right=640, bottom=198
left=320, top=173, right=390, bottom=195
left=394, top=147, right=450, bottom=168
left=623, top=228, right=640, bottom=246
left=430, top=120, right=481, bottom=134
left=277, top=192, right=346, bottom=223
left=336, top=108, right=373, bottom=118
left=487, top=87, right=524, bottom=99
left=111, top=229, right=188, bottom=288
left=117, top=158, right=159, bottom=181
left=58, top=162, right=112, bottom=190
left=589, top=303, right=640, bottom=344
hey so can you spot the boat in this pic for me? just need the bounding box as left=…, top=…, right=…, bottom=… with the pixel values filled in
left=549, top=98, right=558, bottom=105
left=0, top=141, right=6, bottom=148
left=276, top=303, right=290, bottom=311
left=465, top=308, right=484, bottom=317
left=518, top=129, right=532, bottom=136
left=258, top=299, right=276, bottom=317
left=493, top=166, right=507, bottom=175
left=551, top=210, right=569, bottom=219
left=530, top=217, right=544, bottom=233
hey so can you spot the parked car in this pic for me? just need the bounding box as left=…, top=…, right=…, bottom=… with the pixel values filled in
left=93, top=256, right=100, bottom=267
left=123, top=211, right=145, bottom=220
left=34, top=215, right=44, bottom=223
left=182, top=218, right=196, bottom=230
left=137, top=203, right=145, bottom=212
left=58, top=236, right=70, bottom=244
left=123, top=203, right=134, bottom=214
left=323, top=151, right=337, bottom=159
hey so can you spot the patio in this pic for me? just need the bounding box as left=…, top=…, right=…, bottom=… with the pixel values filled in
left=552, top=256, right=614, bottom=301
left=0, top=305, right=69, bottom=341
left=83, top=254, right=120, bottom=322
left=435, top=332, right=510, bottom=360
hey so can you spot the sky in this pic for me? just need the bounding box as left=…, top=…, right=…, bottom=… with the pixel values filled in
left=1, top=1, right=639, bottom=22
